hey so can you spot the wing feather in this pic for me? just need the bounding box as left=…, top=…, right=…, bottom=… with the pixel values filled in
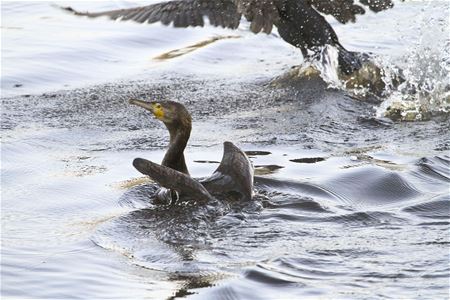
left=310, top=0, right=396, bottom=24
left=135, top=9, right=152, bottom=23
left=63, top=0, right=398, bottom=33
left=173, top=11, right=187, bottom=27
left=201, top=141, right=253, bottom=201
left=122, top=8, right=143, bottom=21
left=63, top=0, right=241, bottom=30
left=234, top=0, right=282, bottom=34
left=160, top=9, right=171, bottom=25
left=147, top=9, right=162, bottom=23
left=188, top=10, right=203, bottom=27
left=132, top=158, right=213, bottom=201
left=133, top=8, right=151, bottom=22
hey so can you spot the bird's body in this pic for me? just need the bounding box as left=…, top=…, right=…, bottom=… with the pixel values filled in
left=129, top=99, right=254, bottom=202
left=277, top=0, right=339, bottom=54
left=64, top=0, right=397, bottom=74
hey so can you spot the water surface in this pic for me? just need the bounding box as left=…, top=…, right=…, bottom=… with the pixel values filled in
left=1, top=1, right=449, bottom=299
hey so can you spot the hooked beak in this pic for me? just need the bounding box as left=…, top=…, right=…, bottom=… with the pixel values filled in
left=129, top=98, right=165, bottom=120
left=129, top=98, right=154, bottom=112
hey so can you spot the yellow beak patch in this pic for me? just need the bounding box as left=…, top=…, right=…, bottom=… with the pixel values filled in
left=151, top=103, right=164, bottom=120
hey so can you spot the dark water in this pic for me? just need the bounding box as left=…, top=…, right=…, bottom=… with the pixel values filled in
left=2, top=1, right=450, bottom=300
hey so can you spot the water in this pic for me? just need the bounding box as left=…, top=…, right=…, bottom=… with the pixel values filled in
left=1, top=1, right=296, bottom=97
left=1, top=1, right=450, bottom=299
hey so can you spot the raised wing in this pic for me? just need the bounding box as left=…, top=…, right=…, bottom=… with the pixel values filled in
left=310, top=0, right=395, bottom=23
left=133, top=158, right=213, bottom=202
left=63, top=0, right=242, bottom=29
left=201, top=141, right=254, bottom=201
left=63, top=0, right=398, bottom=34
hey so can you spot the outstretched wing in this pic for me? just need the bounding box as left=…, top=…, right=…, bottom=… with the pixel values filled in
left=63, top=0, right=398, bottom=34
left=201, top=141, right=254, bottom=201
left=310, top=0, right=395, bottom=23
left=63, top=0, right=242, bottom=29
left=133, top=158, right=213, bottom=201
left=63, top=0, right=284, bottom=34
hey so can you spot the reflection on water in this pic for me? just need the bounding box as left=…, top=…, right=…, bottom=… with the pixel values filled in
left=1, top=1, right=450, bottom=299
left=154, top=35, right=241, bottom=60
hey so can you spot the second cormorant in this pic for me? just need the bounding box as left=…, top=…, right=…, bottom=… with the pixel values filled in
left=129, top=99, right=254, bottom=203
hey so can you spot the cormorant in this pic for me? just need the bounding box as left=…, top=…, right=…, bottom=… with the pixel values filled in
left=129, top=99, right=254, bottom=202
left=64, top=0, right=397, bottom=74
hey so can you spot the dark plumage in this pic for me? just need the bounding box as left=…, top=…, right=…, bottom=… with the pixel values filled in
left=64, top=0, right=397, bottom=74
left=129, top=99, right=254, bottom=202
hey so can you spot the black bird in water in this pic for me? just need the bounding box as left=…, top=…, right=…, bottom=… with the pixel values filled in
left=64, top=0, right=397, bottom=75
left=129, top=99, right=254, bottom=203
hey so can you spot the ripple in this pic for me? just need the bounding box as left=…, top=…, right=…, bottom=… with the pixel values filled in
left=403, top=196, right=450, bottom=220
left=268, top=257, right=347, bottom=279
left=255, top=177, right=338, bottom=202
left=117, top=184, right=158, bottom=208
left=319, top=166, right=422, bottom=207
left=320, top=211, right=407, bottom=227
left=413, top=156, right=450, bottom=183
left=244, top=267, right=301, bottom=286
left=262, top=195, right=331, bottom=213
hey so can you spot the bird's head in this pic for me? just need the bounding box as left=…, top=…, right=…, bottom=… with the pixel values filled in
left=129, top=99, right=192, bottom=131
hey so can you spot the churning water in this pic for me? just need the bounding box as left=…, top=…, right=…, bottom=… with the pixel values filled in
left=1, top=1, right=449, bottom=299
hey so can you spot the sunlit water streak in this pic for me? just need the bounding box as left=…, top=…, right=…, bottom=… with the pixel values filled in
left=1, top=1, right=450, bottom=300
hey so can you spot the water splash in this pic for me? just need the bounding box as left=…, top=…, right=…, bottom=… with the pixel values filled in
left=378, top=30, right=450, bottom=121
left=313, top=45, right=341, bottom=89
left=297, top=2, right=450, bottom=122
left=308, top=46, right=387, bottom=99
left=375, top=1, right=450, bottom=121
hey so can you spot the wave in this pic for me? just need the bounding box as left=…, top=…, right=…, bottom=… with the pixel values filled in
left=403, top=196, right=450, bottom=220
left=318, top=166, right=422, bottom=207
left=413, top=156, right=450, bottom=183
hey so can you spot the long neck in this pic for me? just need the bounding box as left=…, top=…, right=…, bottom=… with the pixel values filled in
left=161, top=122, right=191, bottom=175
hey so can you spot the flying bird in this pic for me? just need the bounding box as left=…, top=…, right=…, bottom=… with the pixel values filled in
left=64, top=0, right=397, bottom=74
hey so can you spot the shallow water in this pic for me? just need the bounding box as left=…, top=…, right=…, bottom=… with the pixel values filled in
left=2, top=1, right=450, bottom=300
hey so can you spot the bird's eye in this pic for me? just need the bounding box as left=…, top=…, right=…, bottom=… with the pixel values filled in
left=155, top=103, right=161, bottom=109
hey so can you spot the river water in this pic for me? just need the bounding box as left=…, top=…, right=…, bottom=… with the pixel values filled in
left=1, top=1, right=449, bottom=299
